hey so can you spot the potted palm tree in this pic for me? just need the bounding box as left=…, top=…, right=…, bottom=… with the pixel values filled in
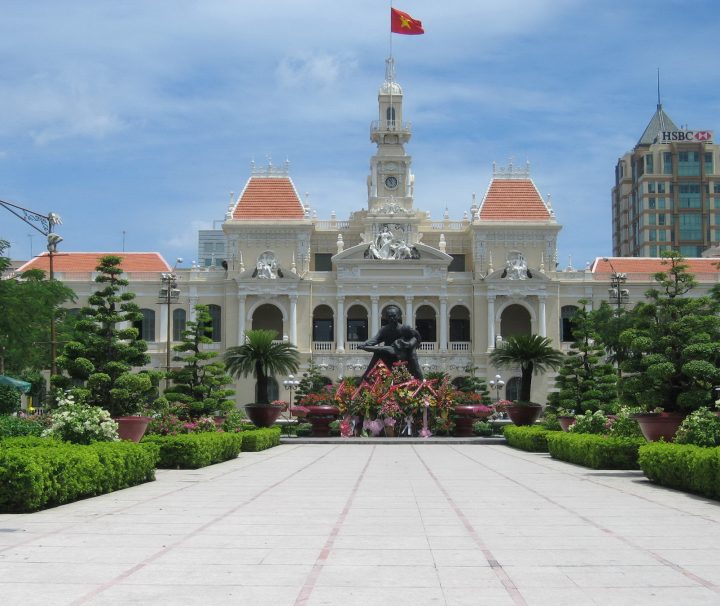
left=224, top=329, right=300, bottom=428
left=490, top=334, right=564, bottom=426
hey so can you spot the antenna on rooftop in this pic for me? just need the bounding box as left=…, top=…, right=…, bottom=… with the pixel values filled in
left=657, top=67, right=662, bottom=109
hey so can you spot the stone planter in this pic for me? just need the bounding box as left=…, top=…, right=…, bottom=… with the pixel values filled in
left=632, top=412, right=685, bottom=442
left=305, top=405, right=340, bottom=437
left=558, top=415, right=576, bottom=432
left=114, top=416, right=151, bottom=442
left=454, top=405, right=492, bottom=437
left=506, top=403, right=542, bottom=426
left=244, top=403, right=284, bottom=428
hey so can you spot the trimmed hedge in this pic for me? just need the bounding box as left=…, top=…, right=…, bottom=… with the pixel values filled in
left=242, top=427, right=281, bottom=452
left=639, top=442, right=720, bottom=499
left=546, top=432, right=645, bottom=469
left=503, top=425, right=554, bottom=452
left=0, top=437, right=159, bottom=513
left=144, top=431, right=244, bottom=469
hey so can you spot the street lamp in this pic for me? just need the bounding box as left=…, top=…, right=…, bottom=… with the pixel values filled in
left=1, top=199, right=63, bottom=376
left=159, top=269, right=181, bottom=389
left=602, top=257, right=629, bottom=313
left=283, top=374, right=300, bottom=417
left=488, top=374, right=505, bottom=403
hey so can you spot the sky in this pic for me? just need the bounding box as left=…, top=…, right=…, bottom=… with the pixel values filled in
left=1, top=0, right=719, bottom=268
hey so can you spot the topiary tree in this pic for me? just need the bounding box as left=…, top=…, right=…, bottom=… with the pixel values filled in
left=294, top=359, right=333, bottom=402
left=490, top=334, right=564, bottom=403
left=552, top=300, right=618, bottom=414
left=618, top=251, right=720, bottom=413
left=224, top=329, right=300, bottom=404
left=163, top=305, right=235, bottom=419
left=51, top=255, right=154, bottom=416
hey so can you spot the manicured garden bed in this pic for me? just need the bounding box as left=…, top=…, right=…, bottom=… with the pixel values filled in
left=503, top=425, right=555, bottom=452
left=546, top=432, right=645, bottom=469
left=639, top=442, right=720, bottom=500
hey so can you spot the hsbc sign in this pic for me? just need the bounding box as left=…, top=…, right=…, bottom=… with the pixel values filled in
left=657, top=130, right=714, bottom=143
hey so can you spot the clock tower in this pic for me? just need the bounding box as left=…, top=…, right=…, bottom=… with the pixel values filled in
left=367, top=57, right=415, bottom=214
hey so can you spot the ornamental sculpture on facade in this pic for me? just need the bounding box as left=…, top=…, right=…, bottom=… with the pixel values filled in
left=364, top=227, right=421, bottom=260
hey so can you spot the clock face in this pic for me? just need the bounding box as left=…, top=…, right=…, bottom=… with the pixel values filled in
left=385, top=176, right=398, bottom=189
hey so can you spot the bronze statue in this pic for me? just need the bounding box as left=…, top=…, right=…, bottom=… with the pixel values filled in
left=358, top=305, right=423, bottom=380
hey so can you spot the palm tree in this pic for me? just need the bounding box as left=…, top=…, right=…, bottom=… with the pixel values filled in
left=489, top=334, right=564, bottom=403
left=224, top=329, right=300, bottom=404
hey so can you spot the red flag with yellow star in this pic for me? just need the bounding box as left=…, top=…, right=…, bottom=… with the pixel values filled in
left=391, top=8, right=424, bottom=35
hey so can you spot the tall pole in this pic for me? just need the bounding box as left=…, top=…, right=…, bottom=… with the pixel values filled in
left=49, top=247, right=57, bottom=377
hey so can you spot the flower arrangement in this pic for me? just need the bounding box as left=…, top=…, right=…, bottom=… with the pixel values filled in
left=43, top=392, right=119, bottom=444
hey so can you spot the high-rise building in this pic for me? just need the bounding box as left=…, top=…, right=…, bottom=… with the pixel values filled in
left=612, top=102, right=718, bottom=257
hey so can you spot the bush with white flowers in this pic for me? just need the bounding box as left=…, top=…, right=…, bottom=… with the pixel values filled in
left=43, top=393, right=119, bottom=444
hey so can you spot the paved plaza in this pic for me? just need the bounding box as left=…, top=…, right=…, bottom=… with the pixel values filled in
left=1, top=443, right=720, bottom=605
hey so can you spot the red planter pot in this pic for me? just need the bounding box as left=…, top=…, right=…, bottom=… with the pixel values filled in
left=558, top=416, right=576, bottom=432
left=244, top=404, right=284, bottom=428
left=454, top=405, right=492, bottom=437
left=506, top=403, right=542, bottom=426
left=632, top=412, right=685, bottom=442
left=305, top=405, right=340, bottom=437
left=114, top=416, right=151, bottom=442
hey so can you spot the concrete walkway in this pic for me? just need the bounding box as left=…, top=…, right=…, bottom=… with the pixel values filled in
left=1, top=443, right=720, bottom=605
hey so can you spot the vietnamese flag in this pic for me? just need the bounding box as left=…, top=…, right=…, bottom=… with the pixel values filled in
left=391, top=8, right=424, bottom=35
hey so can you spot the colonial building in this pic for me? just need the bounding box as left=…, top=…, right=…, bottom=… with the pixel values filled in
left=19, top=60, right=720, bottom=406
left=612, top=101, right=719, bottom=257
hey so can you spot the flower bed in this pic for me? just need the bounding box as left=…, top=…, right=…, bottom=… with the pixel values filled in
left=0, top=437, right=159, bottom=513
left=546, top=432, right=645, bottom=469
left=638, top=442, right=720, bottom=500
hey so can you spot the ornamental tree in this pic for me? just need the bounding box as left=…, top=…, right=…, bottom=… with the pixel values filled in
left=163, top=305, right=235, bottom=419
left=618, top=251, right=720, bottom=413
left=551, top=300, right=618, bottom=414
left=52, top=255, right=156, bottom=416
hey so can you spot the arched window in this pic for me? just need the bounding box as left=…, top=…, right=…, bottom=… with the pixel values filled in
left=500, top=304, right=531, bottom=338
left=134, top=309, right=156, bottom=342
left=386, top=106, right=396, bottom=127
left=312, top=305, right=334, bottom=342
left=347, top=305, right=368, bottom=342
left=172, top=308, right=187, bottom=341
left=449, top=306, right=471, bottom=343
left=506, top=376, right=522, bottom=402
left=415, top=305, right=436, bottom=343
left=207, top=304, right=221, bottom=342
left=251, top=303, right=283, bottom=338
left=561, top=306, right=579, bottom=342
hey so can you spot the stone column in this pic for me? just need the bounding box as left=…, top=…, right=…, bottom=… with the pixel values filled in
left=439, top=297, right=448, bottom=352
left=370, top=296, right=380, bottom=337
left=237, top=294, right=246, bottom=344
left=404, top=296, right=414, bottom=328
left=289, top=294, right=298, bottom=345
left=487, top=295, right=496, bottom=351
left=538, top=296, right=547, bottom=338
left=336, top=296, right=345, bottom=352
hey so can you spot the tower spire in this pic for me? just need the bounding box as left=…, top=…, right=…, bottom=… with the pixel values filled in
left=657, top=67, right=662, bottom=109
left=385, top=56, right=396, bottom=84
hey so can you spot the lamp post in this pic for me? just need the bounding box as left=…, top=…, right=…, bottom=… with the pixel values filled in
left=283, top=374, right=300, bottom=417
left=488, top=374, right=505, bottom=403
left=1, top=199, right=62, bottom=376
left=159, top=270, right=181, bottom=389
left=602, top=257, right=629, bottom=313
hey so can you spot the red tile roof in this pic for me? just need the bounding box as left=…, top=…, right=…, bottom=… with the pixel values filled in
left=592, top=257, right=720, bottom=275
left=17, top=252, right=171, bottom=274
left=232, top=176, right=304, bottom=220
left=479, top=179, right=552, bottom=221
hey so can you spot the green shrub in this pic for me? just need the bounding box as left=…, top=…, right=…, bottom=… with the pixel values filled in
left=0, top=415, right=45, bottom=439
left=328, top=420, right=341, bottom=436
left=608, top=406, right=644, bottom=438
left=674, top=408, right=720, bottom=447
left=546, top=432, right=644, bottom=469
left=541, top=411, right=561, bottom=431
left=503, top=425, right=554, bottom=452
left=472, top=420, right=493, bottom=437
left=639, top=442, right=720, bottom=499
left=241, top=427, right=281, bottom=452
left=0, top=437, right=158, bottom=513
left=295, top=422, right=313, bottom=437
left=143, top=431, right=244, bottom=469
left=42, top=393, right=119, bottom=444
left=0, top=385, right=22, bottom=415
left=568, top=410, right=609, bottom=434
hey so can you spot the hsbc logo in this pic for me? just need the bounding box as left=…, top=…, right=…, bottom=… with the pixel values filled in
left=659, top=130, right=714, bottom=143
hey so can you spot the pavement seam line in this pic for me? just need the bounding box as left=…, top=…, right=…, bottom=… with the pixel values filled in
left=68, top=444, right=340, bottom=605
left=451, top=445, right=720, bottom=595
left=293, top=445, right=376, bottom=606
left=412, top=445, right=529, bottom=606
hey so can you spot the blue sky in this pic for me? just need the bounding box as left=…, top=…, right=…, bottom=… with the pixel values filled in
left=2, top=1, right=719, bottom=268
